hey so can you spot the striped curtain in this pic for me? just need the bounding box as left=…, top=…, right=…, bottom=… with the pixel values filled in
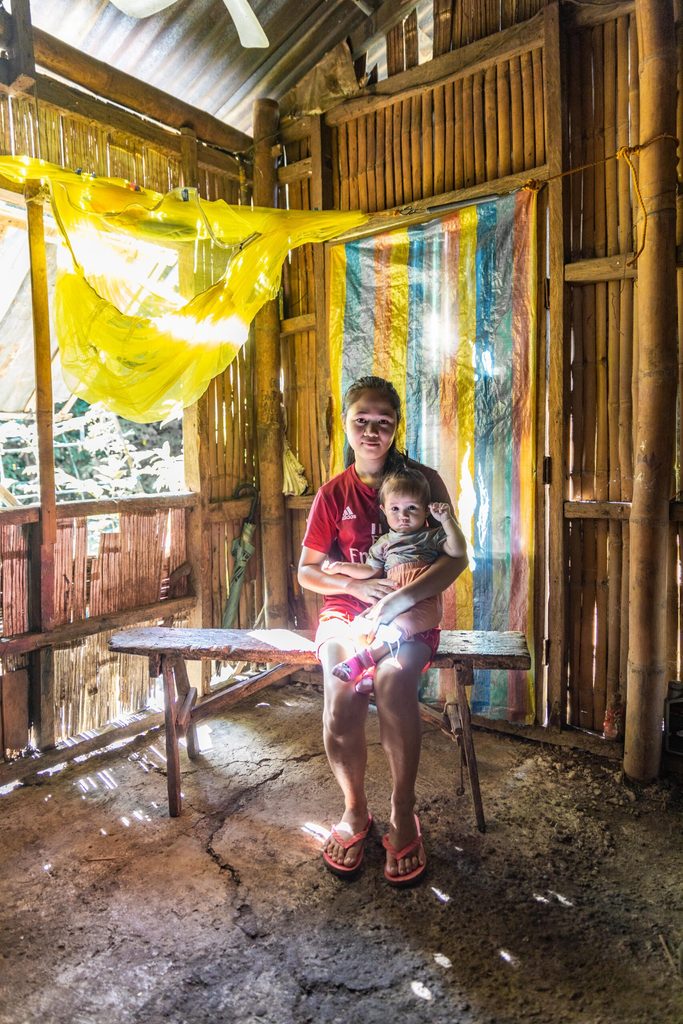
left=328, top=189, right=537, bottom=722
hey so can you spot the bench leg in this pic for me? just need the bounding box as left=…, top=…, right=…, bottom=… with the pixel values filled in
left=161, top=656, right=182, bottom=817
left=446, top=666, right=486, bottom=833
left=173, top=657, right=200, bottom=760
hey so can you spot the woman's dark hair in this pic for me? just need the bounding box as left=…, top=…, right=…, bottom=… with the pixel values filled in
left=379, top=467, right=430, bottom=508
left=342, top=376, right=406, bottom=472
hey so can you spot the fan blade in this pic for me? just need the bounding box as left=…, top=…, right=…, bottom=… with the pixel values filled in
left=109, top=1, right=176, bottom=17
left=222, top=0, right=269, bottom=48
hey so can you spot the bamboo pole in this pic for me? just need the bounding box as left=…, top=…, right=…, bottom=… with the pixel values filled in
left=497, top=60, right=512, bottom=178
left=509, top=56, right=524, bottom=174
left=433, top=84, right=446, bottom=195
left=393, top=103, right=403, bottom=205
left=604, top=17, right=622, bottom=713
left=578, top=29, right=598, bottom=730
left=462, top=75, right=474, bottom=187
left=677, top=1, right=683, bottom=681
left=454, top=78, right=464, bottom=190
left=624, top=0, right=678, bottom=781
left=484, top=65, right=498, bottom=181
left=422, top=92, right=434, bottom=198
left=376, top=108, right=387, bottom=209
left=252, top=99, right=288, bottom=628
left=32, top=27, right=250, bottom=153
left=592, top=23, right=609, bottom=732
left=532, top=48, right=545, bottom=166
left=521, top=50, right=535, bottom=170
left=472, top=71, right=485, bottom=184
left=26, top=186, right=57, bottom=749
left=544, top=2, right=569, bottom=727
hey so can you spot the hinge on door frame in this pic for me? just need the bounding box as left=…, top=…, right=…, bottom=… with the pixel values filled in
left=542, top=456, right=552, bottom=484
left=543, top=638, right=551, bottom=666
left=544, top=277, right=550, bottom=309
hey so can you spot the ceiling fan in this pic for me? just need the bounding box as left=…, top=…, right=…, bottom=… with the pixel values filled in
left=109, top=0, right=269, bottom=48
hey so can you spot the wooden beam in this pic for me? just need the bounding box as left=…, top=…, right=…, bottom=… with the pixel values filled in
left=0, top=493, right=196, bottom=526
left=26, top=188, right=56, bottom=637
left=285, top=495, right=315, bottom=511
left=253, top=98, right=288, bottom=628
left=280, top=313, right=316, bottom=336
left=565, top=254, right=637, bottom=282
left=182, top=397, right=212, bottom=688
left=205, top=496, right=258, bottom=522
left=197, top=143, right=243, bottom=182
left=564, top=500, right=632, bottom=520
left=0, top=710, right=166, bottom=787
left=335, top=11, right=545, bottom=124
left=350, top=0, right=419, bottom=57
left=279, top=116, right=317, bottom=145
left=5, top=0, right=35, bottom=92
left=179, top=128, right=199, bottom=192
left=625, top=0, right=678, bottom=782
left=327, top=166, right=549, bottom=244
left=568, top=0, right=635, bottom=31
left=544, top=2, right=569, bottom=730
left=277, top=157, right=313, bottom=184
left=35, top=74, right=181, bottom=155
left=0, top=595, right=197, bottom=658
left=32, top=27, right=251, bottom=154
left=310, top=114, right=334, bottom=479
left=0, top=506, right=40, bottom=527
left=564, top=500, right=683, bottom=522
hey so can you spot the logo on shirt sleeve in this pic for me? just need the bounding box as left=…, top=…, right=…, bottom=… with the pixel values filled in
left=341, top=506, right=357, bottom=521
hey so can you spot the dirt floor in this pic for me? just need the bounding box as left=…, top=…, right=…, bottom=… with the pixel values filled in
left=1, top=682, right=682, bottom=1024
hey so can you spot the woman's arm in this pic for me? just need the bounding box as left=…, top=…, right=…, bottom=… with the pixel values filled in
left=364, top=551, right=468, bottom=626
left=298, top=546, right=396, bottom=604
left=322, top=560, right=384, bottom=581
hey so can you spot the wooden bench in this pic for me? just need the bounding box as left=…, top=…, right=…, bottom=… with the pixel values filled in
left=109, top=627, right=530, bottom=832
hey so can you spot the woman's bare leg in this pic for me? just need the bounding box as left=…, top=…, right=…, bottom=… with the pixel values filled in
left=319, top=639, right=371, bottom=868
left=373, top=640, right=430, bottom=877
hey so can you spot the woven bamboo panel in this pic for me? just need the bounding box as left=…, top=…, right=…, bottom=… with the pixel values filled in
left=53, top=616, right=188, bottom=741
left=53, top=518, right=88, bottom=626
left=0, top=524, right=30, bottom=639
left=332, top=46, right=544, bottom=212
left=0, top=94, right=182, bottom=192
left=564, top=15, right=646, bottom=732
left=205, top=330, right=259, bottom=628
left=198, top=166, right=242, bottom=203
left=43, top=509, right=186, bottom=625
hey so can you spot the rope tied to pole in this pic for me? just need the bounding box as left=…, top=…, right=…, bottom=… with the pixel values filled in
left=523, top=132, right=678, bottom=267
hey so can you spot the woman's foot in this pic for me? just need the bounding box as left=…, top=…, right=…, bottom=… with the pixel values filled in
left=322, top=809, right=373, bottom=875
left=383, top=812, right=426, bottom=884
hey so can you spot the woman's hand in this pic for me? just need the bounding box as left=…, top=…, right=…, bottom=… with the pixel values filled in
left=363, top=592, right=400, bottom=626
left=346, top=577, right=396, bottom=605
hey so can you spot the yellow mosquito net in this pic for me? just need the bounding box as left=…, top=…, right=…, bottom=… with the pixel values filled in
left=0, top=156, right=366, bottom=422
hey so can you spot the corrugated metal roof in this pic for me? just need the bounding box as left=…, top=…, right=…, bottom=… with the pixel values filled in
left=28, top=0, right=370, bottom=135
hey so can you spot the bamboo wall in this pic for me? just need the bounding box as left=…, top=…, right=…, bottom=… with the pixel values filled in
left=0, top=94, right=244, bottom=749
left=2, top=0, right=682, bottom=752
left=279, top=0, right=683, bottom=734
left=563, top=8, right=682, bottom=731
left=204, top=343, right=261, bottom=632
left=0, top=93, right=181, bottom=190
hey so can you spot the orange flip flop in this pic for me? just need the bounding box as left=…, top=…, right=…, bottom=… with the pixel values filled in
left=382, top=814, right=427, bottom=886
left=322, top=814, right=373, bottom=877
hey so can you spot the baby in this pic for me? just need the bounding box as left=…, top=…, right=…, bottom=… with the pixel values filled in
left=322, top=466, right=464, bottom=689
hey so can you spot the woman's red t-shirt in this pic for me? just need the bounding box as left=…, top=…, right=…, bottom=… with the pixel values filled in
left=302, top=460, right=451, bottom=618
